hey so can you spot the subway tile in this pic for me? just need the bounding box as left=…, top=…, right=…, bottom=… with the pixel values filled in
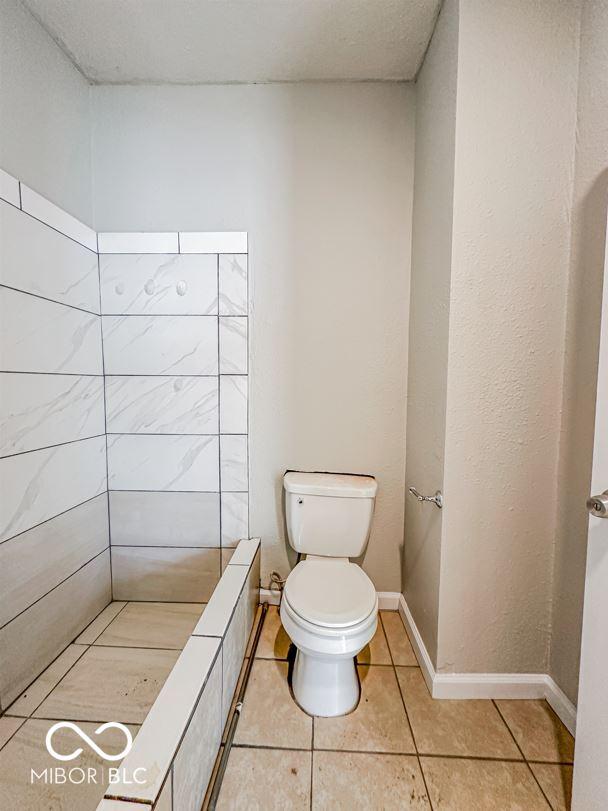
left=105, top=636, right=220, bottom=804
left=0, top=287, right=102, bottom=375
left=0, top=551, right=111, bottom=706
left=219, top=375, right=247, bottom=434
left=221, top=492, right=248, bottom=547
left=107, top=434, right=219, bottom=492
left=219, top=254, right=247, bottom=315
left=0, top=373, right=104, bottom=456
left=179, top=232, right=247, bottom=254
left=173, top=652, right=223, bottom=811
left=0, top=435, right=107, bottom=542
left=219, top=316, right=247, bottom=373
left=193, top=564, right=248, bottom=638
left=0, top=494, right=109, bottom=627
left=7, top=644, right=88, bottom=717
left=100, top=253, right=217, bottom=315
left=220, top=435, right=248, bottom=491
left=227, top=537, right=259, bottom=567
left=106, top=376, right=218, bottom=434
left=0, top=168, right=20, bottom=207
left=20, top=185, right=96, bottom=251
left=98, top=232, right=178, bottom=253
left=102, top=314, right=218, bottom=375
left=0, top=200, right=100, bottom=311
left=111, top=547, right=220, bottom=602
left=110, top=491, right=220, bottom=547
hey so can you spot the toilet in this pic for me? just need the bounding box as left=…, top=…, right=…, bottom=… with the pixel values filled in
left=280, top=471, right=378, bottom=717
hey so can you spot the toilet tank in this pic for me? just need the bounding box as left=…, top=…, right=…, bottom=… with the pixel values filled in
left=284, top=471, right=377, bottom=558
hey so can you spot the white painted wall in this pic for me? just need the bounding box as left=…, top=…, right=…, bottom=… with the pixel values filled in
left=404, top=0, right=458, bottom=665
left=0, top=0, right=93, bottom=224
left=91, top=83, right=415, bottom=591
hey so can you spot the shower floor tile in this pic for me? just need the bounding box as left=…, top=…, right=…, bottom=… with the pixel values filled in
left=93, top=601, right=204, bottom=649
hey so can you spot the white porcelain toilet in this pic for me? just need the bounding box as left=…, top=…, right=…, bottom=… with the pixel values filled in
left=280, top=471, right=378, bottom=717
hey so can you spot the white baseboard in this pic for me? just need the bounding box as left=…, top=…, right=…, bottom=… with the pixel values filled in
left=397, top=594, right=577, bottom=736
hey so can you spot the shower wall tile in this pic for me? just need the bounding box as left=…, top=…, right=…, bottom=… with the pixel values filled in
left=98, top=232, right=178, bottom=254
left=219, top=254, right=247, bottom=316
left=107, top=434, right=219, bottom=492
left=179, top=231, right=247, bottom=254
left=219, top=316, right=248, bottom=373
left=219, top=375, right=248, bottom=434
left=220, top=435, right=248, bottom=491
left=20, top=184, right=97, bottom=252
left=0, top=494, right=109, bottom=627
left=100, top=254, right=218, bottom=315
left=105, top=376, right=218, bottom=435
left=221, top=492, right=249, bottom=547
left=0, top=287, right=103, bottom=375
left=109, top=491, right=220, bottom=547
left=0, top=435, right=107, bottom=542
left=0, top=168, right=19, bottom=208
left=111, top=547, right=220, bottom=602
left=0, top=373, right=104, bottom=457
left=102, top=315, right=218, bottom=375
left=0, top=200, right=100, bottom=312
left=0, top=550, right=111, bottom=707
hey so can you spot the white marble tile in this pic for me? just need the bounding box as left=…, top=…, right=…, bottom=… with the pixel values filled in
left=221, top=492, right=249, bottom=547
left=0, top=288, right=103, bottom=375
left=0, top=551, right=110, bottom=706
left=0, top=494, right=109, bottom=627
left=100, top=253, right=217, bottom=315
left=103, top=636, right=220, bottom=804
left=98, top=232, right=178, bottom=254
left=20, top=185, right=96, bottom=251
left=102, top=315, right=218, bottom=375
left=107, top=434, right=219, bottom=492
left=219, top=316, right=247, bottom=374
left=219, top=375, right=247, bottom=434
left=111, top=547, right=220, bottom=602
left=192, top=564, right=248, bottom=638
left=0, top=373, right=104, bottom=457
left=0, top=168, right=20, bottom=208
left=179, top=232, right=247, bottom=254
left=173, top=651, right=222, bottom=811
left=0, top=435, right=107, bottom=542
left=219, top=254, right=247, bottom=316
left=0, top=200, right=100, bottom=312
left=220, top=435, right=248, bottom=491
left=228, top=538, right=259, bottom=567
left=106, top=376, right=218, bottom=435
left=110, top=491, right=220, bottom=547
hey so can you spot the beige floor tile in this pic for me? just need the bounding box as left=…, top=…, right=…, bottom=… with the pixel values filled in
left=397, top=668, right=521, bottom=759
left=0, top=718, right=138, bottom=811
left=381, top=611, right=418, bottom=666
left=421, top=757, right=549, bottom=810
left=217, top=747, right=311, bottom=810
left=75, top=600, right=127, bottom=644
left=94, top=601, right=204, bottom=649
left=7, top=644, right=88, bottom=717
left=530, top=763, right=573, bottom=810
left=33, top=645, right=179, bottom=724
left=356, top=620, right=392, bottom=665
left=314, top=665, right=415, bottom=753
left=313, top=750, right=430, bottom=809
left=495, top=700, right=575, bottom=763
left=235, top=659, right=312, bottom=749
left=255, top=606, right=291, bottom=659
left=0, top=716, right=25, bottom=750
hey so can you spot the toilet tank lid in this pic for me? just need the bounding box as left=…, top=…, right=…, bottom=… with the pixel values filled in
left=284, top=471, right=377, bottom=498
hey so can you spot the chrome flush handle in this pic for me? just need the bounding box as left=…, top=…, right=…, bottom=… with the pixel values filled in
left=408, top=487, right=443, bottom=509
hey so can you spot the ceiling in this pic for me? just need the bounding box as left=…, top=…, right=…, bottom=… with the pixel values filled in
left=21, top=0, right=441, bottom=84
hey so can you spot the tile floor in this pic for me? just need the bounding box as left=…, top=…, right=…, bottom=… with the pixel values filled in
left=215, top=607, right=575, bottom=811
left=0, top=600, right=204, bottom=810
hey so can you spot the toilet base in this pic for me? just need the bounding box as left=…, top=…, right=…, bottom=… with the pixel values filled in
left=291, top=648, right=360, bottom=717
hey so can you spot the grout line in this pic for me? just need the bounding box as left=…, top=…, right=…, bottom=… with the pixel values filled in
left=310, top=717, right=315, bottom=809
left=97, top=248, right=114, bottom=600
left=0, top=370, right=104, bottom=377
left=0, top=432, right=106, bottom=461
left=0, top=282, right=100, bottom=317
left=0, top=492, right=106, bottom=546
left=84, top=600, right=131, bottom=646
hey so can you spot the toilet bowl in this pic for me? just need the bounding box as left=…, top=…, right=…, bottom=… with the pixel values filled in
left=280, top=558, right=378, bottom=716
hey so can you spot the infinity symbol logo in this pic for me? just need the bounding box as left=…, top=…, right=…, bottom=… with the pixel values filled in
left=45, top=721, right=133, bottom=762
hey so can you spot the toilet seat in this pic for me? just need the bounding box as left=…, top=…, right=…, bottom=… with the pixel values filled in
left=283, top=559, right=377, bottom=629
